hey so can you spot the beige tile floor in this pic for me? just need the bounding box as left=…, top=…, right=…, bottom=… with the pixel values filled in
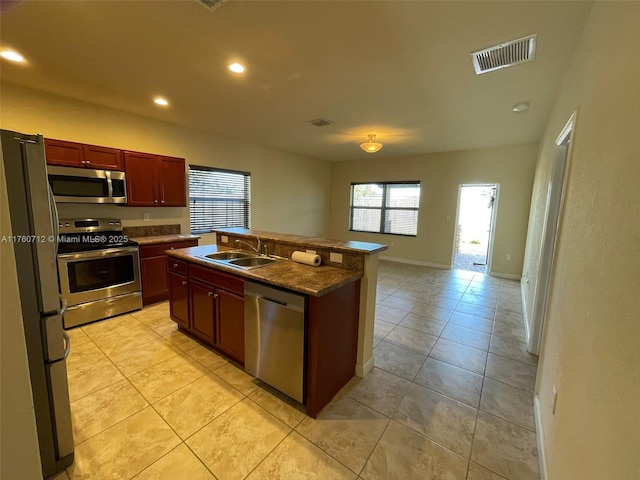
left=57, top=261, right=539, bottom=480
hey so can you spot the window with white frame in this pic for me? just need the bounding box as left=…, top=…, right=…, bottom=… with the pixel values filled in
left=349, top=181, right=420, bottom=236
left=189, top=165, right=250, bottom=234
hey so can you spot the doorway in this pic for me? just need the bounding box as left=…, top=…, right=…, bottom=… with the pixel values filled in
left=527, top=112, right=575, bottom=355
left=453, top=184, right=498, bottom=273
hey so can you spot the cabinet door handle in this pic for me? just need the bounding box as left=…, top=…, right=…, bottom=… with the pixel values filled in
left=161, top=200, right=165, bottom=204
left=154, top=199, right=158, bottom=204
left=173, top=263, right=178, bottom=267
left=207, top=291, right=213, bottom=297
left=182, top=280, right=187, bottom=286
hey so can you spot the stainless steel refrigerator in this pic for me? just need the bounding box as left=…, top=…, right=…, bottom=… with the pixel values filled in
left=1, top=129, right=74, bottom=478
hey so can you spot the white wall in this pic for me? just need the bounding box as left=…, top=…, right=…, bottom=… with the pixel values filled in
left=522, top=3, right=640, bottom=479
left=0, top=82, right=332, bottom=239
left=329, top=144, right=538, bottom=278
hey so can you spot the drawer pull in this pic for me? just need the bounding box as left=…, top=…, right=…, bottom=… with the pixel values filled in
left=182, top=280, right=187, bottom=286
left=173, top=263, right=178, bottom=268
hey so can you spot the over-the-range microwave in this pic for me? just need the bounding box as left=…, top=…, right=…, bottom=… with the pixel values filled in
left=47, top=166, right=127, bottom=204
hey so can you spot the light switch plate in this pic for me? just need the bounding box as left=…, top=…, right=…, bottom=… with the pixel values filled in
left=330, top=252, right=343, bottom=263
left=221, top=235, right=228, bottom=244
left=142, top=212, right=150, bottom=221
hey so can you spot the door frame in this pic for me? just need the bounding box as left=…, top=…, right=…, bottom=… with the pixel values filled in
left=528, top=111, right=576, bottom=354
left=451, top=183, right=500, bottom=272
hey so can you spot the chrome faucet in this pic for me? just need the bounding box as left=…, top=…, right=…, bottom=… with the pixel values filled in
left=236, top=238, right=262, bottom=255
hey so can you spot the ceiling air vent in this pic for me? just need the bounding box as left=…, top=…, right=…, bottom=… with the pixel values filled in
left=307, top=118, right=335, bottom=127
left=197, top=0, right=225, bottom=12
left=471, top=34, right=537, bottom=75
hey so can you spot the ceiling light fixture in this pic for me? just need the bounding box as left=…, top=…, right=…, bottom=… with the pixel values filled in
left=360, top=134, right=383, bottom=153
left=0, top=49, right=25, bottom=63
left=228, top=63, right=245, bottom=74
left=512, top=102, right=530, bottom=112
left=153, top=97, right=169, bottom=106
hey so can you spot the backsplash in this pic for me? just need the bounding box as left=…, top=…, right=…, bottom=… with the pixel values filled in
left=216, top=232, right=364, bottom=273
left=123, top=224, right=181, bottom=237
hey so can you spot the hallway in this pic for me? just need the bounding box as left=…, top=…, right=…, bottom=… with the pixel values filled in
left=372, top=260, right=539, bottom=479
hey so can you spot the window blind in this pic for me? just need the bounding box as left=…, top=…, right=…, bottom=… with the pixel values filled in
left=189, top=165, right=250, bottom=234
left=350, top=181, right=420, bottom=236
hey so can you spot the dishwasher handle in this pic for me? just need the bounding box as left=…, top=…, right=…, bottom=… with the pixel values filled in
left=254, top=294, right=287, bottom=307
left=245, top=281, right=305, bottom=313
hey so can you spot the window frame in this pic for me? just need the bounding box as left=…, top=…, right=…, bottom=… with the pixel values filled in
left=188, top=165, right=251, bottom=234
left=349, top=181, right=420, bottom=237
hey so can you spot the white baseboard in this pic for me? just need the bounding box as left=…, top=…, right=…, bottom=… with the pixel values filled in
left=489, top=272, right=521, bottom=280
left=378, top=256, right=451, bottom=270
left=533, top=395, right=549, bottom=480
left=355, top=356, right=374, bottom=378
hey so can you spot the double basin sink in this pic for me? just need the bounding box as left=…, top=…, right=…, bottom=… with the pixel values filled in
left=198, top=250, right=287, bottom=270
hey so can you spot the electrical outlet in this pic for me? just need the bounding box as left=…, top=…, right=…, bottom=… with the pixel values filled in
left=506, top=253, right=512, bottom=261
left=306, top=249, right=316, bottom=254
left=552, top=385, right=558, bottom=414
left=142, top=212, right=150, bottom=221
left=221, top=235, right=228, bottom=244
left=329, top=252, right=343, bottom=264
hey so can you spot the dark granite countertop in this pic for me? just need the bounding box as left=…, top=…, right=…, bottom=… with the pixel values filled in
left=130, top=234, right=200, bottom=245
left=213, top=228, right=388, bottom=255
left=167, top=244, right=361, bottom=297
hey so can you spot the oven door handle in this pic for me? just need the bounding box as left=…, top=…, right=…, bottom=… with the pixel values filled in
left=57, top=246, right=139, bottom=261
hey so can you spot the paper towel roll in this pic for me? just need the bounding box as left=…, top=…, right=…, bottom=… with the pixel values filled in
left=291, top=251, right=322, bottom=267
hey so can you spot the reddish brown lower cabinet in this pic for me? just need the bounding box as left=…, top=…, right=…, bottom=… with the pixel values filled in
left=189, top=279, right=216, bottom=345
left=140, top=240, right=198, bottom=305
left=168, top=271, right=189, bottom=330
left=215, top=288, right=245, bottom=363
left=167, top=260, right=245, bottom=365
left=166, top=255, right=361, bottom=417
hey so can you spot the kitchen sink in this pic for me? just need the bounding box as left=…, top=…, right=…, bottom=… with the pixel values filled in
left=198, top=250, right=286, bottom=270
left=228, top=257, right=279, bottom=268
left=203, top=250, right=252, bottom=260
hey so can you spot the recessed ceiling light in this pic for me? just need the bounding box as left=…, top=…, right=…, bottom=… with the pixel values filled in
left=0, top=49, right=26, bottom=63
left=228, top=63, right=245, bottom=74
left=512, top=102, right=530, bottom=113
left=153, top=97, right=169, bottom=106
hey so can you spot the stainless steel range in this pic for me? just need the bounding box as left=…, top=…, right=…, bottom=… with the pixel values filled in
left=57, top=218, right=142, bottom=328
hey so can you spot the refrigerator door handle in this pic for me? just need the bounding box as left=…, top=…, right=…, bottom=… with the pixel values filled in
left=59, top=295, right=67, bottom=318
left=62, top=330, right=71, bottom=360
left=48, top=183, right=60, bottom=254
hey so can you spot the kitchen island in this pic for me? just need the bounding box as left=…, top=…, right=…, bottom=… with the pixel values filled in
left=166, top=229, right=386, bottom=417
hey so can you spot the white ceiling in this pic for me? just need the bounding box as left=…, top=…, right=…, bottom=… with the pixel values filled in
left=0, top=1, right=592, bottom=161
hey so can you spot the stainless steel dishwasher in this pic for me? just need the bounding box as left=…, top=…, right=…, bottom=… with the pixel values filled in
left=244, top=281, right=306, bottom=403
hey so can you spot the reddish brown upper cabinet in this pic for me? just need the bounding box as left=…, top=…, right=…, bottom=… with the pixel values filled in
left=124, top=152, right=186, bottom=207
left=45, top=139, right=123, bottom=170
